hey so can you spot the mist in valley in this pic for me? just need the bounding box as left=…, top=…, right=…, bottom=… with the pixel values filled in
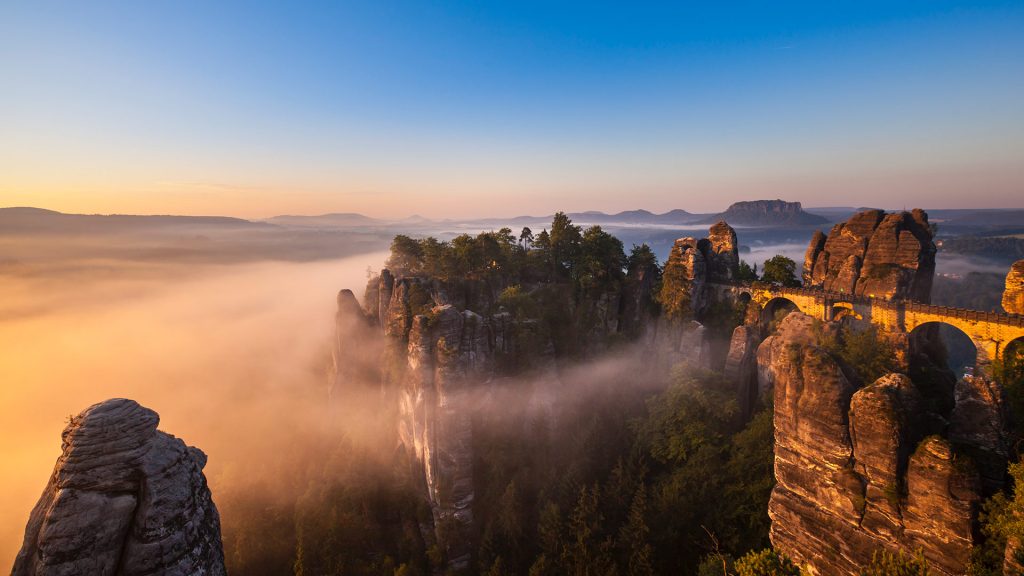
left=0, top=243, right=391, bottom=568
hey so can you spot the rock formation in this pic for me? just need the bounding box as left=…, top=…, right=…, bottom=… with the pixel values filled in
left=1004, top=259, right=1024, bottom=315
left=706, top=221, right=740, bottom=282
left=724, top=324, right=760, bottom=418
left=355, top=270, right=546, bottom=570
left=804, top=209, right=936, bottom=302
left=13, top=399, right=225, bottom=576
left=703, top=199, right=829, bottom=226
left=761, top=313, right=983, bottom=575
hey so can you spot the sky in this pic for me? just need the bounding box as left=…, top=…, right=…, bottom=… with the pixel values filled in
left=1, top=1, right=1022, bottom=219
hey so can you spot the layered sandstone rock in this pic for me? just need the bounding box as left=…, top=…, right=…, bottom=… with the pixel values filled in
left=902, top=437, right=980, bottom=575
left=804, top=209, right=935, bottom=302
left=724, top=324, right=761, bottom=418
left=848, top=374, right=919, bottom=540
left=950, top=375, right=1011, bottom=492
left=13, top=399, right=225, bottom=576
left=1004, top=259, right=1024, bottom=315
left=706, top=220, right=740, bottom=282
left=761, top=313, right=983, bottom=575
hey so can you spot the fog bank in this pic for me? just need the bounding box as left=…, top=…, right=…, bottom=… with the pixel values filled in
left=0, top=250, right=389, bottom=568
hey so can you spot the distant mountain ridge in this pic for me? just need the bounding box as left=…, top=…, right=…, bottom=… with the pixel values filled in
left=264, top=213, right=383, bottom=227
left=0, top=206, right=268, bottom=234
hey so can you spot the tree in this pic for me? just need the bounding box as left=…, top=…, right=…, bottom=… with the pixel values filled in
left=657, top=243, right=694, bottom=321
left=617, top=486, right=654, bottom=576
left=760, top=256, right=799, bottom=287
left=733, top=549, right=801, bottom=576
left=520, top=227, right=535, bottom=249
left=971, top=458, right=1024, bottom=574
left=387, top=235, right=424, bottom=274
left=576, top=225, right=626, bottom=296
left=860, top=549, right=930, bottom=575
left=549, top=212, right=582, bottom=278
left=818, top=323, right=898, bottom=385
left=737, top=260, right=758, bottom=283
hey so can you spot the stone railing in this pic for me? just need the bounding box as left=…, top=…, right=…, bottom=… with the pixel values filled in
left=716, top=281, right=1024, bottom=327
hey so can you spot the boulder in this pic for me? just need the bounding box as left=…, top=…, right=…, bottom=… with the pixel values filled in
left=12, top=399, right=225, bottom=576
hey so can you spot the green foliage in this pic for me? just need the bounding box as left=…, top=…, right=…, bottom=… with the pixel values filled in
left=860, top=549, right=930, bottom=575
left=737, top=260, right=759, bottom=283
left=575, top=225, right=626, bottom=297
left=657, top=243, right=693, bottom=321
left=970, top=457, right=1024, bottom=575
left=636, top=370, right=775, bottom=572
left=760, top=256, right=800, bottom=287
left=993, top=340, right=1024, bottom=423
left=816, top=323, right=898, bottom=385
left=733, top=549, right=801, bottom=576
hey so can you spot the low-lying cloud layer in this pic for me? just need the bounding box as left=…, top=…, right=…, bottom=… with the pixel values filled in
left=0, top=248, right=389, bottom=568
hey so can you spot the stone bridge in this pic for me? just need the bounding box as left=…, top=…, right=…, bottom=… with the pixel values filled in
left=711, top=283, right=1024, bottom=368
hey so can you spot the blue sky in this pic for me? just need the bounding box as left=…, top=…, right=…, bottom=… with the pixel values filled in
left=1, top=1, right=1022, bottom=217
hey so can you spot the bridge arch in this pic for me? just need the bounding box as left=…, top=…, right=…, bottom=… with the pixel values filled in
left=908, top=321, right=979, bottom=379
left=761, top=297, right=800, bottom=333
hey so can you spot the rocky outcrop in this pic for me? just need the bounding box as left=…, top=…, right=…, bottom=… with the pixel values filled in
left=761, top=313, right=983, bottom=575
left=13, top=399, right=225, bottom=576
left=1004, top=259, right=1024, bottom=315
left=400, top=305, right=490, bottom=569
left=902, top=437, right=980, bottom=575
left=329, top=289, right=381, bottom=404
left=724, top=324, right=760, bottom=418
left=804, top=209, right=935, bottom=302
left=803, top=230, right=826, bottom=285
left=950, top=375, right=1011, bottom=493
left=703, top=199, right=828, bottom=226
left=706, top=221, right=740, bottom=282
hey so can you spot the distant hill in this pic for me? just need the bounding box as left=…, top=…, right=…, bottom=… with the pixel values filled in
left=265, top=213, right=383, bottom=228
left=699, top=200, right=829, bottom=226
left=942, top=210, right=1024, bottom=227
left=565, top=209, right=702, bottom=225
left=0, top=207, right=269, bottom=234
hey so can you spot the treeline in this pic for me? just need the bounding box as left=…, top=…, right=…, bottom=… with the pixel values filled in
left=939, top=235, right=1024, bottom=264
left=385, top=212, right=640, bottom=299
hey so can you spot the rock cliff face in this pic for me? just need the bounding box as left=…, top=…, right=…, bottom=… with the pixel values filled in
left=804, top=209, right=936, bottom=302
left=1004, top=259, right=1024, bottom=315
left=12, top=399, right=225, bottom=576
left=704, top=199, right=828, bottom=226
left=352, top=270, right=551, bottom=570
left=761, top=313, right=983, bottom=575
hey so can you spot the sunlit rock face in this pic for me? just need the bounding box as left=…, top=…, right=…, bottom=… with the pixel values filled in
left=12, top=399, right=225, bottom=576
left=804, top=209, right=935, bottom=302
left=760, top=313, right=984, bottom=575
left=706, top=220, right=740, bottom=283
left=1004, top=259, right=1024, bottom=315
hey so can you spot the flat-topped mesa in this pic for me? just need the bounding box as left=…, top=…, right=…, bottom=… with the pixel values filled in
left=1004, top=259, right=1024, bottom=315
left=13, top=399, right=225, bottom=576
left=804, top=209, right=936, bottom=302
left=708, top=199, right=829, bottom=226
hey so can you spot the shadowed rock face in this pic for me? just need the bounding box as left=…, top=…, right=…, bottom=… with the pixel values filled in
left=1004, top=259, right=1024, bottom=315
left=804, top=209, right=935, bottom=302
left=760, top=313, right=982, bottom=575
left=12, top=399, right=225, bottom=576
